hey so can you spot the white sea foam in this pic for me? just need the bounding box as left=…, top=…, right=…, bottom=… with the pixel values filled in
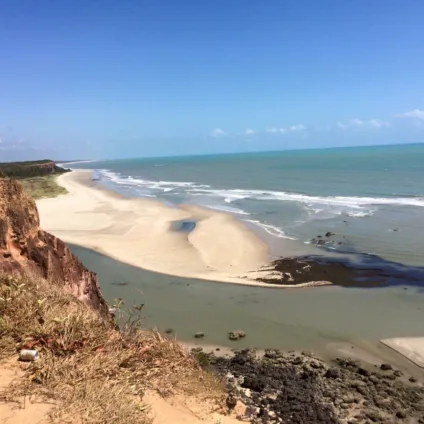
left=246, top=220, right=297, bottom=240
left=97, top=169, right=424, bottom=219
left=305, top=204, right=375, bottom=218
left=201, top=204, right=251, bottom=215
left=345, top=210, right=375, bottom=218
left=202, top=189, right=424, bottom=208
left=97, top=168, right=424, bottom=244
left=99, top=169, right=121, bottom=182
left=109, top=174, right=210, bottom=191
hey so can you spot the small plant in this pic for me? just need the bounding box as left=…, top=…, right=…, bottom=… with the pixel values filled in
left=0, top=274, right=224, bottom=423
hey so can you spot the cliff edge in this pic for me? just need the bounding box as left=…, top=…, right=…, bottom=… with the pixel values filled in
left=0, top=171, right=108, bottom=314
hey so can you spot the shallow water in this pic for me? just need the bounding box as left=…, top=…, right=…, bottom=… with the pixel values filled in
left=71, top=244, right=424, bottom=350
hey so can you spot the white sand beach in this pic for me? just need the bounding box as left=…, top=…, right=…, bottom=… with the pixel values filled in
left=37, top=170, right=286, bottom=285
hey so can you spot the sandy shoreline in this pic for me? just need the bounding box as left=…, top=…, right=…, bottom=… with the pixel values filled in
left=37, top=170, right=297, bottom=286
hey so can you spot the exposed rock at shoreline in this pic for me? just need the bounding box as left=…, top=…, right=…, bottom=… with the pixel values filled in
left=229, top=330, right=246, bottom=341
left=310, top=231, right=344, bottom=248
left=256, top=256, right=393, bottom=287
left=0, top=173, right=108, bottom=315
left=194, top=349, right=424, bottom=423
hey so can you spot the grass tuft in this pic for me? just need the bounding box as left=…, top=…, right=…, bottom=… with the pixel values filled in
left=18, top=175, right=68, bottom=200
left=0, top=274, right=223, bottom=423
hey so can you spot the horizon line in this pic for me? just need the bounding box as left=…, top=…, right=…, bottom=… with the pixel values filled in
left=55, top=141, right=424, bottom=164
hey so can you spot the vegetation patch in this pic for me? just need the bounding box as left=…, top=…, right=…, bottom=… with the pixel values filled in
left=0, top=160, right=69, bottom=179
left=19, top=176, right=68, bottom=200
left=0, top=274, right=223, bottom=423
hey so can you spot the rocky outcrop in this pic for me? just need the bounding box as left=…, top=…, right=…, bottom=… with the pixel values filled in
left=0, top=172, right=108, bottom=315
left=194, top=349, right=424, bottom=424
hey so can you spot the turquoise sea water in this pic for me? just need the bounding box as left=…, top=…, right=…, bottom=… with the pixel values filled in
left=67, top=144, right=424, bottom=267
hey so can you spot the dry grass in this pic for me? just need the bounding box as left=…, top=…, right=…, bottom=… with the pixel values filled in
left=19, top=175, right=68, bottom=200
left=0, top=274, right=223, bottom=423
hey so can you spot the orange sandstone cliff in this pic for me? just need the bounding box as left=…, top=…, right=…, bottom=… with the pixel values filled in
left=0, top=171, right=108, bottom=314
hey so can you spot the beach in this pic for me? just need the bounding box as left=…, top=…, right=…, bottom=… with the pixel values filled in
left=37, top=170, right=289, bottom=286
left=67, top=146, right=424, bottom=268
left=36, top=170, right=424, bottom=356
left=34, top=169, right=424, bottom=421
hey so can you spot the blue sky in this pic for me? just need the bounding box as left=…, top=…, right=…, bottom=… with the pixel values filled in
left=0, top=0, right=424, bottom=161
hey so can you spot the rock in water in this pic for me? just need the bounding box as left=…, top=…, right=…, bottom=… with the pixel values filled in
left=194, top=332, right=205, bottom=338
left=0, top=174, right=108, bottom=315
left=228, top=330, right=246, bottom=341
left=228, top=332, right=239, bottom=341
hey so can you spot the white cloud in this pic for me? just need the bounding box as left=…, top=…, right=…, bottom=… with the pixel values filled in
left=266, top=125, right=305, bottom=134
left=395, top=109, right=424, bottom=120
left=0, top=137, right=3, bottom=144
left=337, top=118, right=390, bottom=129
left=351, top=118, right=365, bottom=126
left=289, top=124, right=306, bottom=132
left=211, top=128, right=228, bottom=137
left=245, top=128, right=255, bottom=136
left=369, top=119, right=391, bottom=128
left=338, top=118, right=365, bottom=128
left=267, top=127, right=286, bottom=134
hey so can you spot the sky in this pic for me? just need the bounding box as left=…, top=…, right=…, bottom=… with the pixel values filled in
left=0, top=0, right=424, bottom=161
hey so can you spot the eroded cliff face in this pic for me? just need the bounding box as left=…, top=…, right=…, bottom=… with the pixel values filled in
left=0, top=172, right=108, bottom=315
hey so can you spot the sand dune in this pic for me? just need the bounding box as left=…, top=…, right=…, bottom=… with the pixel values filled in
left=37, top=170, right=281, bottom=285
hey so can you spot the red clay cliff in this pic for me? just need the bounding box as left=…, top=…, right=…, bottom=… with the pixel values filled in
left=0, top=171, right=108, bottom=315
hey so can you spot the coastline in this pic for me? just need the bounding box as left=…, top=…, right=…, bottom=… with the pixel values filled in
left=5, top=166, right=424, bottom=424
left=185, top=338, right=424, bottom=378
left=38, top=170, right=324, bottom=287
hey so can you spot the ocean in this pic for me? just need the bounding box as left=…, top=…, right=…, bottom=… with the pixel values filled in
left=67, top=143, right=424, bottom=268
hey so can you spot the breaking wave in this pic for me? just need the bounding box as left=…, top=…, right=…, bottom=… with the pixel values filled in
left=97, top=169, right=424, bottom=209
left=94, top=169, right=424, bottom=241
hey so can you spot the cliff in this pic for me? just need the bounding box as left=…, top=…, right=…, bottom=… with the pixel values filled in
left=0, top=159, right=69, bottom=179
left=0, top=171, right=108, bottom=314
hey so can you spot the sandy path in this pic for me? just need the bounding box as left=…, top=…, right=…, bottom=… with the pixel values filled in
left=145, top=391, right=243, bottom=423
left=37, top=170, right=281, bottom=285
left=0, top=359, right=241, bottom=424
left=0, top=360, right=56, bottom=424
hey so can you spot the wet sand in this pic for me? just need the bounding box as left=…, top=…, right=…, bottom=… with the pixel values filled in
left=39, top=170, right=367, bottom=288
left=380, top=338, right=424, bottom=367
left=37, top=170, right=400, bottom=290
